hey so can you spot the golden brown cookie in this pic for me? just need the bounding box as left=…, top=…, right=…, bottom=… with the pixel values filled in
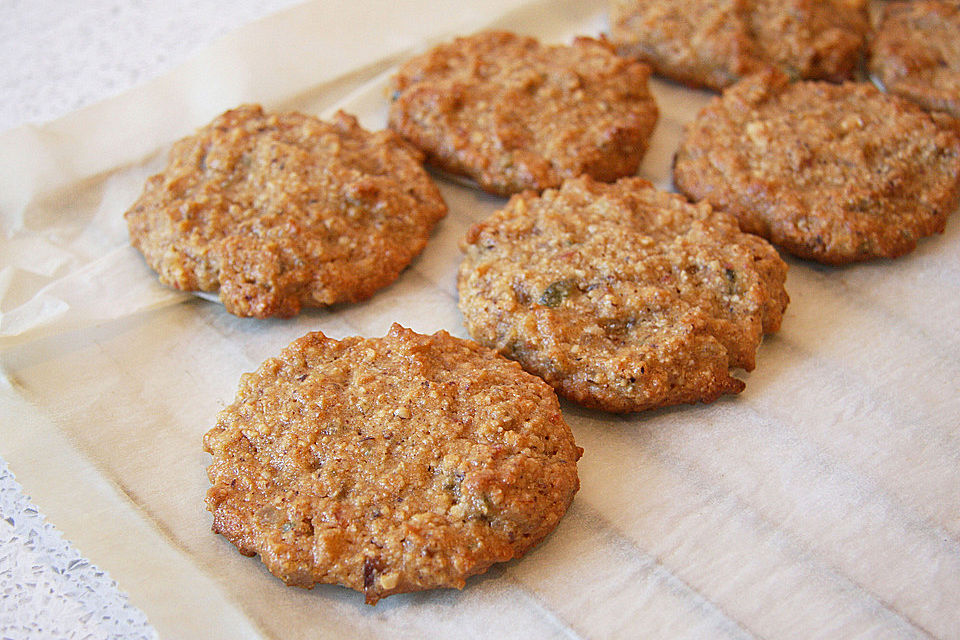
left=204, top=324, right=581, bottom=604
left=673, top=69, right=960, bottom=264
left=387, top=31, right=659, bottom=196
left=870, top=0, right=960, bottom=118
left=125, top=105, right=447, bottom=318
left=457, top=176, right=789, bottom=413
left=609, top=0, right=869, bottom=91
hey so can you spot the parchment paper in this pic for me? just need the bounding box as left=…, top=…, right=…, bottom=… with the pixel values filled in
left=1, top=1, right=959, bottom=638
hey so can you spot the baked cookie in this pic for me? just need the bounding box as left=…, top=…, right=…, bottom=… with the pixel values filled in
left=673, top=69, right=960, bottom=264
left=609, top=0, right=869, bottom=91
left=870, top=0, right=960, bottom=118
left=457, top=176, right=789, bottom=413
left=204, top=324, right=581, bottom=604
left=125, top=105, right=447, bottom=318
left=387, top=31, right=659, bottom=196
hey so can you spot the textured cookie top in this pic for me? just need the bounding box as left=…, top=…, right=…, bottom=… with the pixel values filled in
left=457, top=176, right=789, bottom=413
left=609, top=0, right=869, bottom=91
left=125, top=105, right=447, bottom=318
left=673, top=70, right=960, bottom=264
left=870, top=0, right=960, bottom=118
left=387, top=31, right=659, bottom=196
left=204, top=324, right=581, bottom=604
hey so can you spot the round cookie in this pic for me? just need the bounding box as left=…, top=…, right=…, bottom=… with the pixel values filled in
left=125, top=105, right=447, bottom=318
left=869, top=0, right=960, bottom=119
left=673, top=70, right=960, bottom=264
left=387, top=31, right=659, bottom=196
left=609, top=0, right=869, bottom=91
left=203, top=324, right=581, bottom=604
left=457, top=175, right=789, bottom=413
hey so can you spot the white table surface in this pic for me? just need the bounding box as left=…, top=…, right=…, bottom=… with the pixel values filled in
left=0, top=2, right=301, bottom=637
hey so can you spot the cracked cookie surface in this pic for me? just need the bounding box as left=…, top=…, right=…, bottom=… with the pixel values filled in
left=457, top=176, right=789, bottom=413
left=125, top=105, right=446, bottom=318
left=204, top=324, right=581, bottom=604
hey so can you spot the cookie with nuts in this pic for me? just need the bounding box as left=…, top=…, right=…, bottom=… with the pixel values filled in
left=203, top=324, right=581, bottom=604
left=125, top=105, right=447, bottom=318
left=457, top=175, right=789, bottom=413
left=673, top=69, right=960, bottom=263
left=608, top=0, right=869, bottom=91
left=388, top=31, right=658, bottom=196
left=869, top=0, right=960, bottom=118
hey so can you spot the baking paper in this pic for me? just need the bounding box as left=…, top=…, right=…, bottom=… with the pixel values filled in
left=1, top=1, right=958, bottom=638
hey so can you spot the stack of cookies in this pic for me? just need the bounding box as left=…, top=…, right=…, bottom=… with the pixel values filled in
left=123, top=0, right=960, bottom=605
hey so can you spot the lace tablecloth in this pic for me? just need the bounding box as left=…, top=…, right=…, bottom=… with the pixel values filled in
left=0, top=461, right=155, bottom=639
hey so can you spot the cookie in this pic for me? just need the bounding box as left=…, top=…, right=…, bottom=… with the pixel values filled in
left=609, top=0, right=869, bottom=91
left=387, top=31, right=659, bottom=196
left=457, top=175, right=789, bottom=413
left=869, top=0, right=960, bottom=119
left=203, top=324, right=581, bottom=604
left=673, top=69, right=960, bottom=264
left=124, top=105, right=447, bottom=318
